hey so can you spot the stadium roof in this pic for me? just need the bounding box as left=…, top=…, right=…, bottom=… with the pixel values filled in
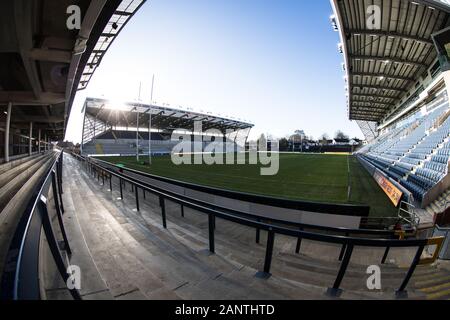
left=83, top=97, right=255, bottom=135
left=331, top=0, right=450, bottom=123
left=0, top=0, right=145, bottom=140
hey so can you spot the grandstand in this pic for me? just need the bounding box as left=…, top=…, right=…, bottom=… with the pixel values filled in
left=80, top=97, right=253, bottom=157
left=332, top=0, right=450, bottom=225
left=2, top=0, right=450, bottom=302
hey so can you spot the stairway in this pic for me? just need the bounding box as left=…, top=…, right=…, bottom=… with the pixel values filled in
left=423, top=189, right=450, bottom=218
left=413, top=263, right=450, bottom=299
left=53, top=155, right=450, bottom=300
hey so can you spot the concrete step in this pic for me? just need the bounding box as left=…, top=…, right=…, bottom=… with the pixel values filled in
left=0, top=154, right=54, bottom=212
left=0, top=154, right=57, bottom=279
left=0, top=152, right=45, bottom=175
left=0, top=154, right=48, bottom=186
left=60, top=156, right=449, bottom=300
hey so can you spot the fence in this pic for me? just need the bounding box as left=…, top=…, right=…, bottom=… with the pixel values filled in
left=73, top=153, right=445, bottom=298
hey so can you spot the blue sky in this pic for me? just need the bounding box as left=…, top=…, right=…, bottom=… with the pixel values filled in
left=65, top=0, right=363, bottom=142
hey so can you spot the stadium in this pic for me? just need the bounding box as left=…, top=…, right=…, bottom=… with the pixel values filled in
left=1, top=0, right=450, bottom=303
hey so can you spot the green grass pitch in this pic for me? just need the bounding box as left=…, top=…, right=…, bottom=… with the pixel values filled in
left=99, top=153, right=398, bottom=217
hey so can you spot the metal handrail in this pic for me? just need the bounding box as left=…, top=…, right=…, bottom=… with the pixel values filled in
left=92, top=156, right=371, bottom=217
left=398, top=201, right=420, bottom=227
left=0, top=151, right=81, bottom=300
left=89, top=156, right=409, bottom=237
left=73, top=153, right=444, bottom=298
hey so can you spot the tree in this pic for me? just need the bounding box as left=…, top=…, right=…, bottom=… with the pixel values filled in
left=319, top=133, right=329, bottom=140
left=257, top=134, right=267, bottom=149
left=334, top=130, right=349, bottom=140
left=279, top=138, right=289, bottom=151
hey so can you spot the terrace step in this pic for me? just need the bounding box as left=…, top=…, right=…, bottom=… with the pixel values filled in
left=0, top=153, right=57, bottom=279
left=58, top=155, right=447, bottom=300
left=0, top=153, right=54, bottom=212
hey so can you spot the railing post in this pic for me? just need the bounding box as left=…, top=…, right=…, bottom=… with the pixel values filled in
left=102, top=171, right=105, bottom=186
left=55, top=165, right=65, bottom=214
left=181, top=204, right=185, bottom=218
left=338, top=233, right=349, bottom=261
left=38, top=196, right=81, bottom=300
left=135, top=185, right=140, bottom=212
left=338, top=244, right=347, bottom=261
left=256, top=219, right=261, bottom=244
left=109, top=174, right=112, bottom=192
left=381, top=246, right=390, bottom=264
left=295, top=227, right=304, bottom=254
left=327, top=243, right=354, bottom=297
left=208, top=213, right=215, bottom=254
left=296, top=235, right=302, bottom=254
left=51, top=171, right=71, bottom=255
left=396, top=245, right=425, bottom=299
left=160, top=196, right=167, bottom=229
left=143, top=189, right=146, bottom=199
left=256, top=229, right=275, bottom=279
left=119, top=177, right=123, bottom=200
left=58, top=153, right=63, bottom=194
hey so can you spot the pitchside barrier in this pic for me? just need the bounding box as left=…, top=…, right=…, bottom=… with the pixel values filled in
left=70, top=152, right=444, bottom=298
left=91, top=157, right=370, bottom=229
left=357, top=155, right=414, bottom=205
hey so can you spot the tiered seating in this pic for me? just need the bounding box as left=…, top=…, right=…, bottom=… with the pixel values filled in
left=360, top=106, right=450, bottom=203
left=61, top=155, right=450, bottom=300
left=83, top=139, right=243, bottom=156
left=0, top=152, right=55, bottom=213
left=82, top=141, right=178, bottom=155
left=96, top=130, right=166, bottom=141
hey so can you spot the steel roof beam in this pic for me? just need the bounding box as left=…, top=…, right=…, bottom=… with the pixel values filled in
left=349, top=55, right=427, bottom=68
left=29, top=48, right=72, bottom=63
left=351, top=106, right=389, bottom=113
left=350, top=116, right=381, bottom=121
left=351, top=93, right=397, bottom=101
left=114, top=10, right=133, bottom=16
left=14, top=0, right=42, bottom=100
left=351, top=72, right=414, bottom=82
left=350, top=112, right=382, bottom=117
left=351, top=107, right=389, bottom=113
left=0, top=92, right=65, bottom=105
left=352, top=84, right=406, bottom=93
left=350, top=105, right=386, bottom=114
left=351, top=105, right=392, bottom=111
left=346, top=29, right=433, bottom=45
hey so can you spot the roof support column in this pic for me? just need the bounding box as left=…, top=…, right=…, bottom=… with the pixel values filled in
left=136, top=110, right=139, bottom=162
left=148, top=108, right=152, bottom=165
left=38, top=129, right=41, bottom=153
left=44, top=134, right=47, bottom=152
left=4, top=102, right=12, bottom=162
left=29, top=121, right=33, bottom=156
